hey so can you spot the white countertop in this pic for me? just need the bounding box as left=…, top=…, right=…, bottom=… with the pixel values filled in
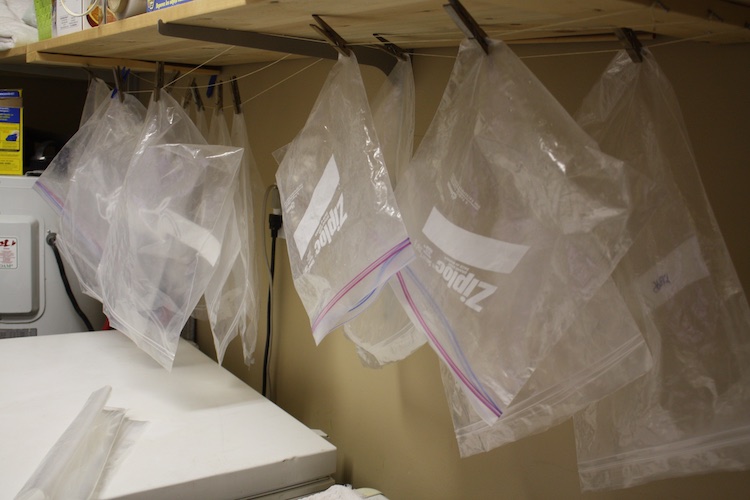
left=0, top=331, right=336, bottom=499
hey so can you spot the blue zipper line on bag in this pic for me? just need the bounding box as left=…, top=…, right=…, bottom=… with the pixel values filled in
left=396, top=269, right=502, bottom=417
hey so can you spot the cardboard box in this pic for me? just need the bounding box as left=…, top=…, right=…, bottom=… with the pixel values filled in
left=54, top=0, right=117, bottom=37
left=0, top=90, right=23, bottom=176
left=146, top=0, right=192, bottom=12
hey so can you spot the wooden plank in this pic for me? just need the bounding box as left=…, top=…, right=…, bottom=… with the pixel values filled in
left=0, top=46, right=28, bottom=65
left=26, top=51, right=220, bottom=74
left=4, top=0, right=749, bottom=69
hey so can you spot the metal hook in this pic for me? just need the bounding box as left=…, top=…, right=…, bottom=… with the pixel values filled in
left=443, top=0, right=489, bottom=55
left=310, top=14, right=352, bottom=57
left=614, top=28, right=643, bottom=63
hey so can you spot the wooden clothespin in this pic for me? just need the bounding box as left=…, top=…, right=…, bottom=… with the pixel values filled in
left=614, top=28, right=643, bottom=63
left=310, top=14, right=352, bottom=57
left=443, top=0, right=490, bottom=55
left=230, top=76, right=242, bottom=115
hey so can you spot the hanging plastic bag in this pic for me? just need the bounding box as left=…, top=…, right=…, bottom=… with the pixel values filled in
left=390, top=38, right=653, bottom=425
left=572, top=49, right=750, bottom=491
left=80, top=77, right=112, bottom=127
left=33, top=78, right=111, bottom=215
left=342, top=57, right=426, bottom=367
left=98, top=91, right=242, bottom=370
left=201, top=97, right=259, bottom=365
left=275, top=53, right=414, bottom=344
left=441, top=277, right=651, bottom=456
left=15, top=386, right=144, bottom=500
left=55, top=92, right=147, bottom=302
left=231, top=110, right=264, bottom=366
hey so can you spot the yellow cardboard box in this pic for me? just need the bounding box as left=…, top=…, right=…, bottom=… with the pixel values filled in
left=0, top=90, right=23, bottom=176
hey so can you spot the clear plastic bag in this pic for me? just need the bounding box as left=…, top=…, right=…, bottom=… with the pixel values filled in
left=343, top=57, right=426, bottom=367
left=231, top=111, right=264, bottom=366
left=202, top=104, right=241, bottom=363
left=98, top=91, right=242, bottom=370
left=202, top=103, right=261, bottom=365
left=442, top=278, right=651, bottom=456
left=572, top=49, right=750, bottom=491
left=275, top=53, right=414, bottom=344
left=391, top=38, right=652, bottom=424
left=15, top=386, right=142, bottom=500
left=55, top=93, right=147, bottom=302
left=33, top=79, right=111, bottom=215
left=80, top=77, right=112, bottom=127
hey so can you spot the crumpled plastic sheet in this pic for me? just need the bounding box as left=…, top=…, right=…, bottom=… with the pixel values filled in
left=15, top=386, right=145, bottom=500
left=572, top=48, right=750, bottom=491
left=390, top=38, right=654, bottom=426
left=275, top=53, right=414, bottom=344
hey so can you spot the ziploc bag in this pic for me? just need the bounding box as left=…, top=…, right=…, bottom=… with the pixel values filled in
left=98, top=91, right=242, bottom=370
left=56, top=92, right=147, bottom=302
left=390, top=38, right=652, bottom=424
left=342, top=57, right=426, bottom=367
left=275, top=53, right=414, bottom=344
left=231, top=110, right=264, bottom=366
left=441, top=277, right=651, bottom=456
left=80, top=77, right=112, bottom=127
left=202, top=103, right=260, bottom=365
left=572, top=49, right=750, bottom=491
left=33, top=78, right=111, bottom=215
left=15, top=386, right=143, bottom=500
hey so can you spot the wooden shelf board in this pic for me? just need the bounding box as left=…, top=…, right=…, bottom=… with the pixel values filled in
left=2, top=0, right=748, bottom=69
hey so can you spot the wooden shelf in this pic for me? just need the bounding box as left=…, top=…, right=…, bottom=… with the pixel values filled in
left=2, top=0, right=749, bottom=71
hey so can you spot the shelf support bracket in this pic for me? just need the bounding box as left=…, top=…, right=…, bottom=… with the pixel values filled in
left=157, top=20, right=397, bottom=75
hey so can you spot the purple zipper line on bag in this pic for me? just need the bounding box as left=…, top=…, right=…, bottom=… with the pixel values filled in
left=396, top=270, right=503, bottom=417
left=311, top=238, right=411, bottom=332
left=34, top=181, right=64, bottom=212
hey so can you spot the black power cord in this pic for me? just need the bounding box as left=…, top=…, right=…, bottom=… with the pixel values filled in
left=262, top=208, right=283, bottom=398
left=46, top=232, right=95, bottom=331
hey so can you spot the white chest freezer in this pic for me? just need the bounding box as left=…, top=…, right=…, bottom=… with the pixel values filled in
left=0, top=175, right=105, bottom=336
left=0, top=331, right=336, bottom=499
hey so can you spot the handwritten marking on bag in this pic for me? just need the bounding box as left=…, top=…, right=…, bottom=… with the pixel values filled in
left=652, top=274, right=671, bottom=293
left=434, top=259, right=497, bottom=312
left=313, top=193, right=348, bottom=256
left=636, top=236, right=709, bottom=310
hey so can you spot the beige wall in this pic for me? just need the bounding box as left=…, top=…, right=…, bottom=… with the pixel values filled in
left=198, top=41, right=750, bottom=499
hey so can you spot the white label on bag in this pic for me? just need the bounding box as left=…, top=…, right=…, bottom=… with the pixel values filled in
left=294, top=155, right=340, bottom=257
left=636, top=236, right=710, bottom=310
left=156, top=210, right=221, bottom=266
left=422, top=207, right=529, bottom=274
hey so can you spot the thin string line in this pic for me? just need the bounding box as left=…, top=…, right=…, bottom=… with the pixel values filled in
left=240, top=58, right=324, bottom=106
left=646, top=30, right=720, bottom=47
left=170, top=53, right=293, bottom=90
left=201, top=57, right=325, bottom=110
left=168, top=45, right=236, bottom=86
